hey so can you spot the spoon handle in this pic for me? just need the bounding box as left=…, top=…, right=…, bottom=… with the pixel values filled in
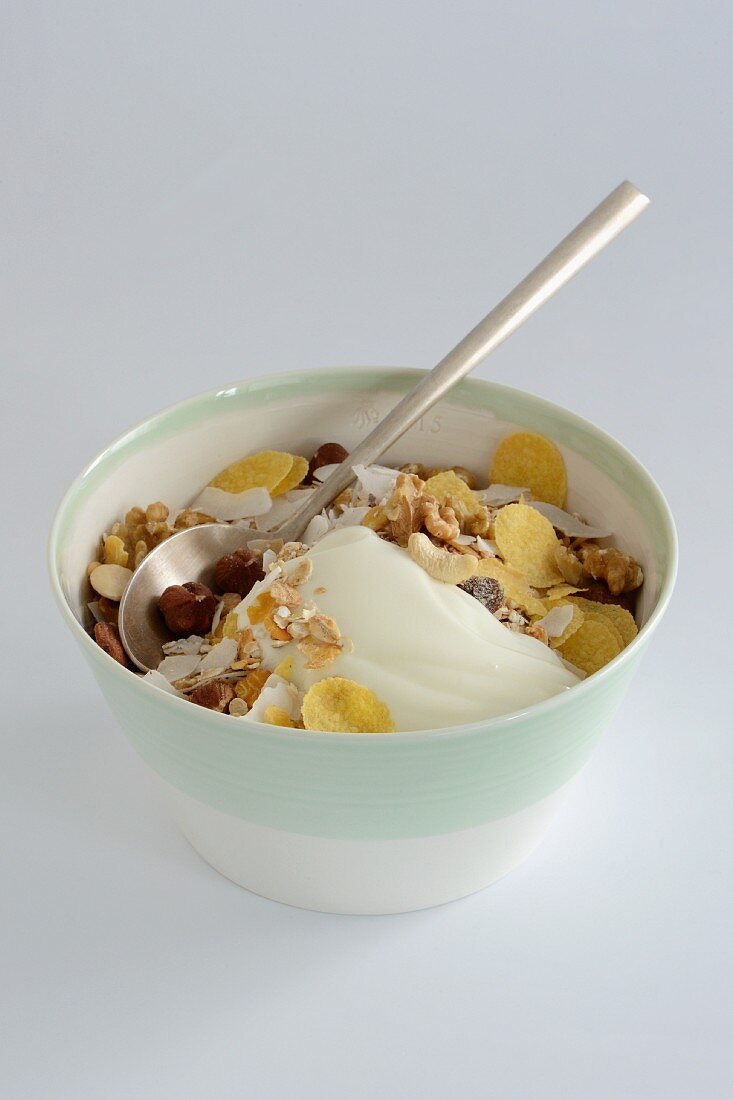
left=276, top=180, right=649, bottom=542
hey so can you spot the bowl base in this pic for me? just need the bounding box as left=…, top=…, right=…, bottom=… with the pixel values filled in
left=154, top=775, right=574, bottom=915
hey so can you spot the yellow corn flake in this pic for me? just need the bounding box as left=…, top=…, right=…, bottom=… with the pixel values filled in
left=301, top=677, right=395, bottom=734
left=424, top=470, right=483, bottom=517
left=263, top=705, right=295, bottom=728
left=472, top=557, right=546, bottom=618
left=568, top=597, right=638, bottom=647
left=271, top=455, right=309, bottom=496
left=493, top=502, right=564, bottom=588
left=568, top=596, right=638, bottom=648
left=489, top=431, right=567, bottom=508
left=558, top=618, right=623, bottom=676
left=209, top=450, right=294, bottom=494
left=273, top=655, right=295, bottom=681
left=542, top=600, right=586, bottom=649
left=247, top=591, right=276, bottom=624
left=545, top=583, right=586, bottom=600
left=222, top=610, right=240, bottom=638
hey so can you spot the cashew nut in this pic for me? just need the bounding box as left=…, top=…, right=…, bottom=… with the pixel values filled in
left=407, top=532, right=476, bottom=584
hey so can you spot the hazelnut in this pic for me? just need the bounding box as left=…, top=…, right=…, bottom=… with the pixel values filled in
left=307, top=442, right=349, bottom=482
left=93, top=622, right=130, bottom=667
left=189, top=679, right=236, bottom=712
left=98, top=596, right=119, bottom=625
left=213, top=549, right=264, bottom=597
left=158, top=582, right=217, bottom=636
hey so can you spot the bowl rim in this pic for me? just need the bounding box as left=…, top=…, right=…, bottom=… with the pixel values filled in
left=48, top=365, right=678, bottom=744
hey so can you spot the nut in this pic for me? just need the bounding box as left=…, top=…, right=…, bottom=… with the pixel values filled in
left=422, top=498, right=460, bottom=541
left=189, top=679, right=236, bottom=712
left=174, top=507, right=215, bottom=530
left=581, top=578, right=637, bottom=613
left=213, top=549, right=264, bottom=597
left=89, top=563, right=133, bottom=601
left=579, top=545, right=643, bottom=595
left=424, top=465, right=477, bottom=489
left=103, top=535, right=129, bottom=567
left=145, top=501, right=169, bottom=523
left=407, top=532, right=475, bottom=584
left=307, top=442, right=349, bottom=481
left=158, top=582, right=217, bottom=636
left=93, top=622, right=129, bottom=667
left=98, top=596, right=120, bottom=625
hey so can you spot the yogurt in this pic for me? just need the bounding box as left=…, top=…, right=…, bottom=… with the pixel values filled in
left=237, top=526, right=579, bottom=732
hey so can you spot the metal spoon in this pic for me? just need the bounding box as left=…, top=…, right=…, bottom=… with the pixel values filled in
left=119, top=180, right=649, bottom=670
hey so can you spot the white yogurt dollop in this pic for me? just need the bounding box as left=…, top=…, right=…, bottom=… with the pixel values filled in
left=237, top=526, right=578, bottom=732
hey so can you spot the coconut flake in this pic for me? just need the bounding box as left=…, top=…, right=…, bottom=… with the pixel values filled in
left=535, top=604, right=574, bottom=639
left=312, top=463, right=340, bottom=482
left=452, top=533, right=475, bottom=546
left=143, top=669, right=187, bottom=696
left=303, top=513, right=331, bottom=545
left=245, top=674, right=301, bottom=724
left=198, top=636, right=238, bottom=672
left=352, top=463, right=398, bottom=502
left=262, top=548, right=278, bottom=571
left=333, top=505, right=370, bottom=528
left=87, top=601, right=104, bottom=623
left=475, top=536, right=498, bottom=556
left=258, top=488, right=314, bottom=530
left=475, top=484, right=529, bottom=506
left=527, top=501, right=612, bottom=538
left=157, top=654, right=202, bottom=682
left=191, top=485, right=273, bottom=522
left=162, top=634, right=206, bottom=656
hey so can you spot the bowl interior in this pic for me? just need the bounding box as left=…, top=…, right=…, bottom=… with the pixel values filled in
left=52, top=369, right=675, bottom=640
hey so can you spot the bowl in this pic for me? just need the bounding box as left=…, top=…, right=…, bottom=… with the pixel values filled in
left=49, top=368, right=677, bottom=914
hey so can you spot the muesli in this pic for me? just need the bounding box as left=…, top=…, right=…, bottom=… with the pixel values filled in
left=87, top=432, right=643, bottom=732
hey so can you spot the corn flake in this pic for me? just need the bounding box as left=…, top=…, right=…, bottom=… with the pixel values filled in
left=563, top=598, right=633, bottom=646
left=543, top=600, right=585, bottom=649
left=472, top=557, right=546, bottom=617
left=209, top=450, right=294, bottom=494
left=424, top=470, right=483, bottom=517
left=301, top=677, right=395, bottom=733
left=558, top=618, right=623, bottom=675
left=545, top=583, right=586, bottom=600
left=489, top=431, right=567, bottom=508
left=493, top=503, right=564, bottom=588
left=271, top=455, right=309, bottom=496
left=263, top=705, right=295, bottom=728
left=568, top=596, right=638, bottom=648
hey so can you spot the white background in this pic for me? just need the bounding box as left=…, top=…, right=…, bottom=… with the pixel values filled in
left=2, top=2, right=730, bottom=1097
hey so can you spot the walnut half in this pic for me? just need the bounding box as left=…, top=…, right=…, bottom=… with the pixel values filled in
left=579, top=546, right=643, bottom=596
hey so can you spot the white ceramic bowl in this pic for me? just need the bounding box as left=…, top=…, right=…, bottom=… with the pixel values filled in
left=49, top=368, right=677, bottom=914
